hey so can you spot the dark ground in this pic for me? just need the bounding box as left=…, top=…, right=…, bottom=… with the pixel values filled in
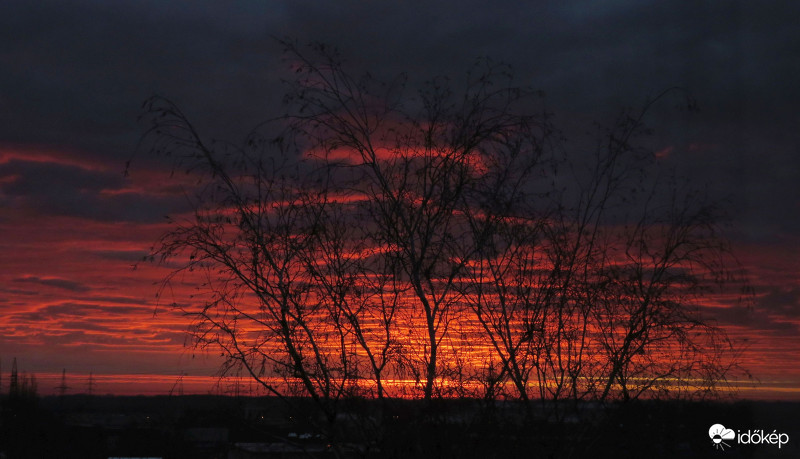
left=1, top=393, right=797, bottom=458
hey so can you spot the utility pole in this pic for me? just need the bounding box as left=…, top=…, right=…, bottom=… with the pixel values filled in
left=56, top=368, right=69, bottom=398
left=9, top=357, right=18, bottom=396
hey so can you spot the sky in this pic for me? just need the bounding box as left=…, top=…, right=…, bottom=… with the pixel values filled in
left=1, top=0, right=799, bottom=398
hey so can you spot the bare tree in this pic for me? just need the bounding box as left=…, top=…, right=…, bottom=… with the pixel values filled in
left=280, top=42, right=552, bottom=401
left=139, top=102, right=364, bottom=441
left=138, top=42, right=744, bottom=423
left=459, top=94, right=745, bottom=417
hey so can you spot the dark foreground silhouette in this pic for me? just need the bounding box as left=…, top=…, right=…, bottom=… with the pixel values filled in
left=1, top=394, right=797, bottom=458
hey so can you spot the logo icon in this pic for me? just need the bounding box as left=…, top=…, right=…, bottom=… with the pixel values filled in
left=709, top=424, right=736, bottom=451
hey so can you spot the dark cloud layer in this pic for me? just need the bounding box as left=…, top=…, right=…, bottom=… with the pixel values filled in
left=2, top=0, right=798, bottom=236
left=10, top=302, right=152, bottom=322
left=0, top=158, right=188, bottom=222
left=13, top=276, right=91, bottom=293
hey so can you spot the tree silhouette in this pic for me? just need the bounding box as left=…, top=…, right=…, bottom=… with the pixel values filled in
left=138, top=41, right=746, bottom=425
left=458, top=99, right=743, bottom=419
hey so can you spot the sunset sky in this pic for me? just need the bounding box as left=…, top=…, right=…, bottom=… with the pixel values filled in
left=1, top=0, right=798, bottom=398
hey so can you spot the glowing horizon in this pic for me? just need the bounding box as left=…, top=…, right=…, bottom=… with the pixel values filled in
left=8, top=369, right=800, bottom=401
